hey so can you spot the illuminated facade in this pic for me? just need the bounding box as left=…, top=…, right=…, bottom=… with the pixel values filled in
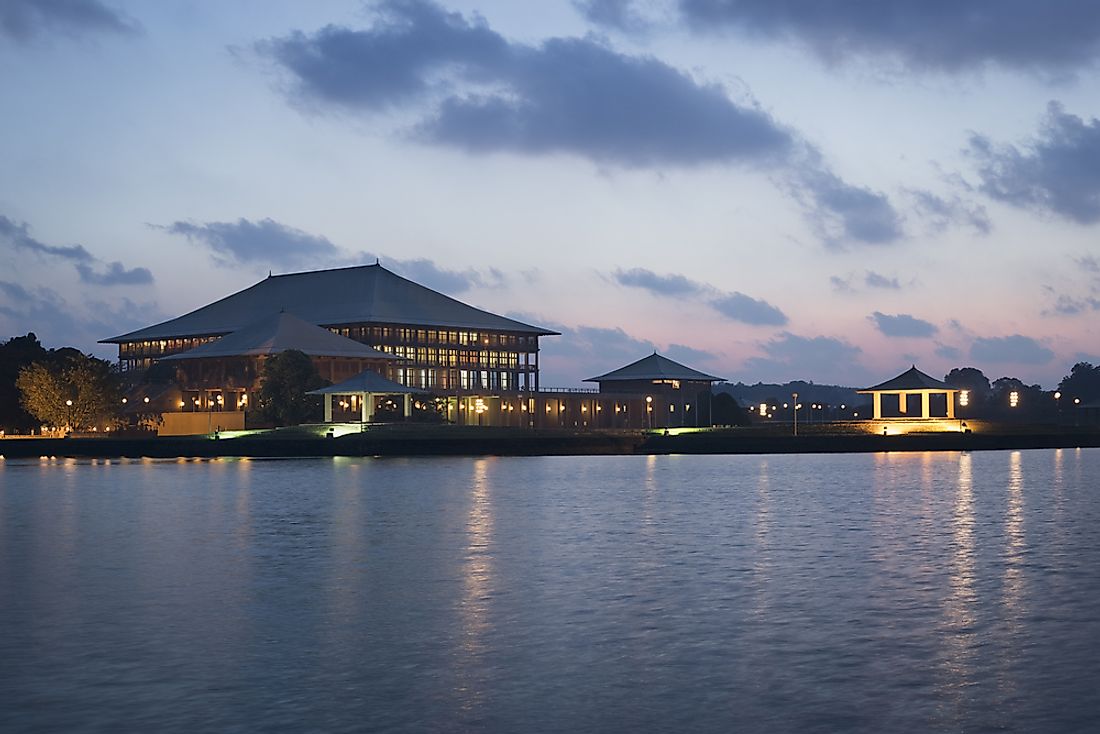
left=858, top=366, right=960, bottom=422
left=103, top=264, right=557, bottom=392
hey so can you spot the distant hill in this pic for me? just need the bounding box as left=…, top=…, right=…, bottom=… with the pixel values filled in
left=716, top=381, right=867, bottom=409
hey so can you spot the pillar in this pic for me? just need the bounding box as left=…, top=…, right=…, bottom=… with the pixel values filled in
left=403, top=394, right=411, bottom=419
left=324, top=394, right=332, bottom=423
left=872, top=392, right=882, bottom=419
left=921, top=391, right=931, bottom=419
left=361, top=393, right=371, bottom=423
left=899, top=392, right=908, bottom=414
left=946, top=391, right=955, bottom=419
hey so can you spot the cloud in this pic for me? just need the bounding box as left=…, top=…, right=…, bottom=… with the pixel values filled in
left=75, top=261, right=153, bottom=286
left=573, top=0, right=653, bottom=33
left=162, top=218, right=341, bottom=268
left=908, top=189, right=991, bottom=235
left=710, top=291, right=787, bottom=326
left=870, top=311, right=938, bottom=338
left=865, top=271, right=900, bottom=289
left=970, top=334, right=1054, bottom=365
left=513, top=315, right=657, bottom=385
left=0, top=213, right=152, bottom=287
left=792, top=164, right=903, bottom=246
left=665, top=342, right=718, bottom=368
left=612, top=266, right=787, bottom=325
left=0, top=280, right=162, bottom=358
left=380, top=257, right=504, bottom=295
left=260, top=0, right=901, bottom=247
left=0, top=0, right=138, bottom=42
left=742, top=331, right=868, bottom=385
left=1045, top=292, right=1100, bottom=316
left=675, top=0, right=1100, bottom=74
left=1077, top=255, right=1100, bottom=273
left=935, top=344, right=962, bottom=360
left=829, top=275, right=853, bottom=293
left=970, top=102, right=1100, bottom=224
left=613, top=267, right=705, bottom=297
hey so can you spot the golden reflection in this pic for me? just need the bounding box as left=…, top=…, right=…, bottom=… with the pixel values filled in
left=937, top=451, right=977, bottom=707
left=1003, top=451, right=1026, bottom=615
left=750, top=459, right=773, bottom=625
left=456, top=457, right=495, bottom=715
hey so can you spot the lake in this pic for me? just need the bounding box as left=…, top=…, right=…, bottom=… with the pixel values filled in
left=1, top=450, right=1099, bottom=732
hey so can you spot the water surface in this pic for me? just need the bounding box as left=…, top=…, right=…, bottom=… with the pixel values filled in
left=1, top=450, right=1098, bottom=732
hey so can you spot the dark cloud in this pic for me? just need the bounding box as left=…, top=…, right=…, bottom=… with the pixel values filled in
left=163, top=218, right=341, bottom=268
left=665, top=342, right=720, bottom=370
left=865, top=271, right=900, bottom=289
left=710, top=291, right=787, bottom=326
left=870, top=311, right=938, bottom=338
left=613, top=267, right=705, bottom=297
left=1, top=213, right=152, bottom=287
left=162, top=216, right=498, bottom=295
left=573, top=0, right=653, bottom=33
left=908, top=189, right=991, bottom=234
left=1045, top=292, right=1100, bottom=316
left=1077, top=255, right=1100, bottom=273
left=970, top=334, right=1054, bottom=365
left=742, top=331, right=868, bottom=385
left=0, top=214, right=92, bottom=262
left=380, top=257, right=504, bottom=295
left=0, top=280, right=162, bottom=359
left=829, top=275, right=853, bottom=293
left=935, top=344, right=962, bottom=360
left=793, top=164, right=903, bottom=246
left=75, top=261, right=153, bottom=286
left=676, top=0, right=1100, bottom=74
left=1, top=0, right=138, bottom=42
left=970, top=102, right=1100, bottom=224
left=612, top=266, right=787, bottom=325
left=261, top=0, right=902, bottom=246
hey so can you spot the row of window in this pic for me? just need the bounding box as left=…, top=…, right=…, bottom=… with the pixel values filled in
left=119, top=336, right=218, bottom=357
left=380, top=346, right=531, bottom=369
left=395, top=368, right=530, bottom=391
left=333, top=326, right=538, bottom=349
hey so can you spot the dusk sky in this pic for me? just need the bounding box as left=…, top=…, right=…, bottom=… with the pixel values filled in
left=2, top=0, right=1099, bottom=388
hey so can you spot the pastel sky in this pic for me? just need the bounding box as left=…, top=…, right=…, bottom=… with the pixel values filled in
left=2, top=0, right=1099, bottom=388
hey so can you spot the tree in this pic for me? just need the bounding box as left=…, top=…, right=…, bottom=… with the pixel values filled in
left=0, top=333, right=50, bottom=431
left=1058, top=362, right=1100, bottom=404
left=711, top=392, right=750, bottom=426
left=257, top=350, right=328, bottom=426
left=16, top=353, right=122, bottom=431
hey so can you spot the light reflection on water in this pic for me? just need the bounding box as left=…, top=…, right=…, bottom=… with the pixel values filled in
left=2, top=450, right=1100, bottom=733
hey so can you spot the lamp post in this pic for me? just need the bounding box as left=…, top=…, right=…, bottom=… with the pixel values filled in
left=646, top=395, right=653, bottom=430
left=792, top=392, right=798, bottom=436
left=65, top=398, right=73, bottom=435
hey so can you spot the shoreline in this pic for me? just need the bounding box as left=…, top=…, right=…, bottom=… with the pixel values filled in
left=2, top=425, right=1099, bottom=459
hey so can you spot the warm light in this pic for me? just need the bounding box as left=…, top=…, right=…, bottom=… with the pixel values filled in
left=759, top=402, right=768, bottom=416
left=595, top=405, right=601, bottom=412
left=1009, top=391, right=1019, bottom=408
left=216, top=395, right=224, bottom=404
left=669, top=404, right=675, bottom=412
left=840, top=404, right=846, bottom=409
left=65, top=399, right=72, bottom=407
left=1075, top=398, right=1081, bottom=405
left=1054, top=392, right=1061, bottom=400
left=581, top=405, right=588, bottom=412
left=783, top=403, right=788, bottom=409
left=646, top=396, right=652, bottom=403
left=178, top=400, right=185, bottom=408
left=545, top=404, right=552, bottom=413
left=121, top=397, right=128, bottom=404
left=795, top=403, right=802, bottom=410
left=143, top=396, right=150, bottom=404
left=959, top=390, right=969, bottom=407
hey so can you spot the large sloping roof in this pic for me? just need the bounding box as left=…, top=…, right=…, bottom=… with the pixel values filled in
left=585, top=352, right=725, bottom=383
left=859, top=366, right=956, bottom=392
left=308, top=369, right=426, bottom=395
left=103, top=264, right=558, bottom=343
left=160, top=311, right=395, bottom=361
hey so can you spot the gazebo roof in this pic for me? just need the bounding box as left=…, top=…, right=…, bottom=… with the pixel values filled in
left=160, top=311, right=395, bottom=361
left=585, top=352, right=724, bottom=383
left=308, top=369, right=426, bottom=395
left=859, top=365, right=956, bottom=393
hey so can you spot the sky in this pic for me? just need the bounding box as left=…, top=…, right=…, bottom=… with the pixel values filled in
left=1, top=0, right=1099, bottom=389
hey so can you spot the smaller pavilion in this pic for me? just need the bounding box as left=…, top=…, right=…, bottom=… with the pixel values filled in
left=859, top=366, right=959, bottom=420
left=309, top=369, right=426, bottom=423
left=585, top=352, right=725, bottom=428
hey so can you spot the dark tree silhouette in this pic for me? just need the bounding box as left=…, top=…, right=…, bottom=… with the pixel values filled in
left=711, top=392, right=750, bottom=426
left=257, top=350, right=328, bottom=426
left=1058, top=362, right=1100, bottom=404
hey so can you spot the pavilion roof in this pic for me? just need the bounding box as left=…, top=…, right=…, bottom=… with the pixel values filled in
left=102, top=263, right=558, bottom=343
left=159, top=311, right=395, bottom=361
left=585, top=352, right=725, bottom=383
left=308, top=369, right=426, bottom=395
left=859, top=366, right=955, bottom=393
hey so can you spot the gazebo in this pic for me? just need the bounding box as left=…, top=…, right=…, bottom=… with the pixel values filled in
left=859, top=366, right=959, bottom=420
left=309, top=369, right=427, bottom=423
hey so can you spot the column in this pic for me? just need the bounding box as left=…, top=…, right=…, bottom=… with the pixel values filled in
left=899, top=392, right=908, bottom=414
left=946, top=391, right=955, bottom=419
left=921, top=391, right=931, bottom=419
left=361, top=393, right=371, bottom=423
left=324, top=394, right=332, bottom=423
left=403, top=394, right=411, bottom=419
left=873, top=392, right=882, bottom=419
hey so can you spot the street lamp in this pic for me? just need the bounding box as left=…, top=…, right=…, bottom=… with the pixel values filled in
left=792, top=392, right=798, bottom=436
left=65, top=399, right=73, bottom=434
left=646, top=395, right=653, bottom=429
